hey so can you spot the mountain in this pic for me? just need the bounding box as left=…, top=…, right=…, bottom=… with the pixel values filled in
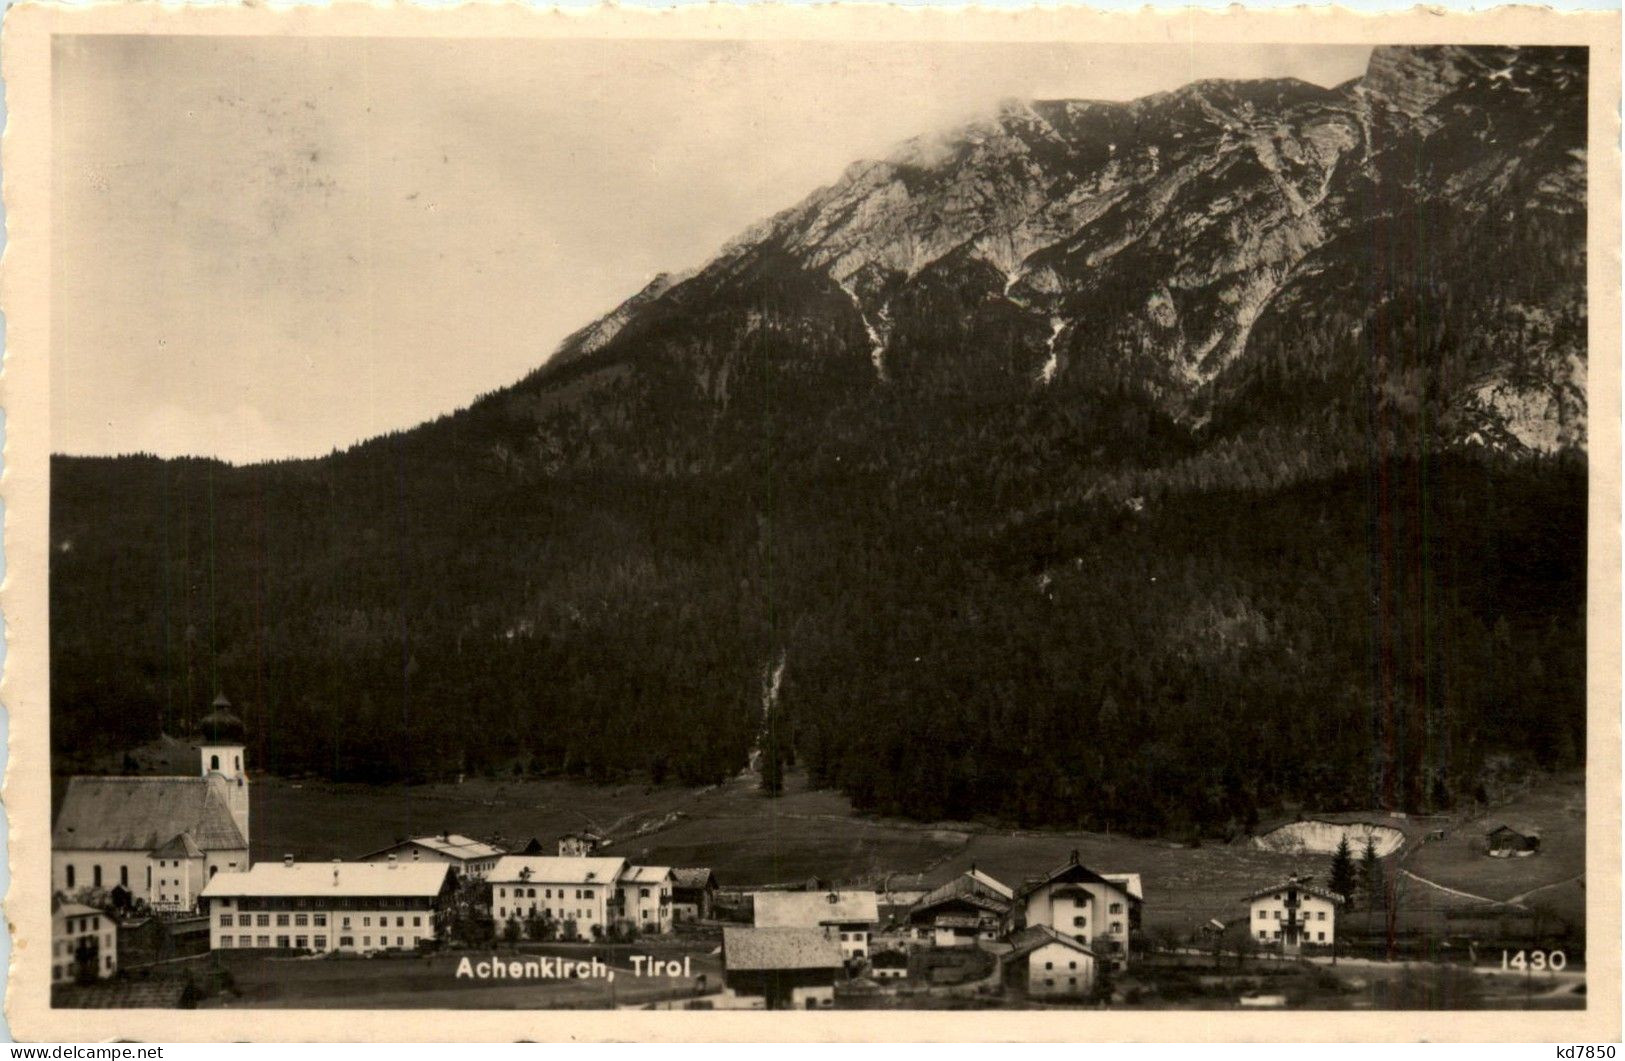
left=51, top=46, right=1588, bottom=834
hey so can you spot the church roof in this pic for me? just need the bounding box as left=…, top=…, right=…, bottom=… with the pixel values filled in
left=52, top=777, right=246, bottom=853
left=151, top=832, right=205, bottom=859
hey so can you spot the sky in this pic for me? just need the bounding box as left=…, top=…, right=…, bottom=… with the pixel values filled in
left=52, top=37, right=1373, bottom=464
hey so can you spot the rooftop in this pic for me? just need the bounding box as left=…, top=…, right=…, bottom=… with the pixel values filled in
left=754, top=889, right=879, bottom=928
left=622, top=865, right=672, bottom=885
left=53, top=776, right=246, bottom=853
left=200, top=860, right=454, bottom=899
left=1007, top=924, right=1097, bottom=961
left=671, top=867, right=716, bottom=889
left=488, top=855, right=628, bottom=885
left=1240, top=877, right=1345, bottom=905
left=723, top=927, right=845, bottom=971
left=362, top=834, right=505, bottom=863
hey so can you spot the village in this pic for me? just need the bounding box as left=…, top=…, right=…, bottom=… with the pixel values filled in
left=50, top=700, right=1587, bottom=1011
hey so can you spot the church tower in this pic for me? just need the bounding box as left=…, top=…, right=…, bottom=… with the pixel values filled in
left=198, top=693, right=250, bottom=847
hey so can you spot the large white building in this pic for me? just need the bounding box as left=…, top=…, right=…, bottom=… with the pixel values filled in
left=752, top=889, right=879, bottom=961
left=200, top=857, right=455, bottom=953
left=1013, top=853, right=1141, bottom=967
left=488, top=855, right=628, bottom=937
left=52, top=698, right=252, bottom=911
left=1243, top=875, right=1342, bottom=951
left=359, top=834, right=504, bottom=878
left=52, top=902, right=117, bottom=985
left=1003, top=925, right=1097, bottom=999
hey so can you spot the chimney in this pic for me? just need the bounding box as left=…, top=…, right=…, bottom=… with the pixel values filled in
left=1069, top=849, right=1079, bottom=865
left=333, top=860, right=341, bottom=886
left=283, top=854, right=294, bottom=868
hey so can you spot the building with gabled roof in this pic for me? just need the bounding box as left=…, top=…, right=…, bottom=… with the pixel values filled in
left=1013, top=851, right=1141, bottom=967
left=907, top=868, right=1013, bottom=947
left=53, top=901, right=117, bottom=985
left=488, top=855, right=628, bottom=938
left=721, top=927, right=844, bottom=1009
left=1485, top=822, right=1543, bottom=857
left=617, top=864, right=673, bottom=934
left=200, top=856, right=455, bottom=954
left=1003, top=925, right=1096, bottom=999
left=671, top=867, right=717, bottom=922
left=752, top=889, right=879, bottom=961
left=359, top=833, right=504, bottom=878
left=1243, top=875, right=1342, bottom=952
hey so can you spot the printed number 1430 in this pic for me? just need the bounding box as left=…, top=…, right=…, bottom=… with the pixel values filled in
left=1502, top=949, right=1567, bottom=971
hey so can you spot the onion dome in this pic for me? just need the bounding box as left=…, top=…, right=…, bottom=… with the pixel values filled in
left=197, top=693, right=246, bottom=743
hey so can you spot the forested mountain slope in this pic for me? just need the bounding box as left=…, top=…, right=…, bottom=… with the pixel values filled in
left=52, top=45, right=1587, bottom=834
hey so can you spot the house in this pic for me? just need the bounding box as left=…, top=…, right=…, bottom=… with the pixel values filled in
left=52, top=698, right=252, bottom=912
left=752, top=889, right=879, bottom=961
left=556, top=831, right=604, bottom=857
left=870, top=949, right=909, bottom=980
left=1486, top=823, right=1542, bottom=857
left=1242, top=875, right=1342, bottom=952
left=1012, top=851, right=1140, bottom=967
left=1003, top=925, right=1096, bottom=999
left=617, top=865, right=674, bottom=934
left=671, top=867, right=718, bottom=922
left=488, top=855, right=627, bottom=938
left=721, top=927, right=845, bottom=1009
left=907, top=868, right=1013, bottom=947
left=53, top=901, right=117, bottom=984
left=199, top=856, right=456, bottom=953
left=359, top=834, right=504, bottom=878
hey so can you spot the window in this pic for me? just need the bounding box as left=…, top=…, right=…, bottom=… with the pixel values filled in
left=1044, top=961, right=1053, bottom=970
left=527, top=888, right=536, bottom=898
left=413, top=917, right=421, bottom=927
left=257, top=935, right=270, bottom=947
left=1109, top=903, right=1122, bottom=914
left=120, top=866, right=129, bottom=887
left=342, top=917, right=351, bottom=929
left=314, top=914, right=327, bottom=927
left=1317, top=911, right=1326, bottom=921
left=238, top=935, right=251, bottom=947
left=339, top=936, right=355, bottom=948
left=315, top=936, right=327, bottom=949
left=396, top=917, right=404, bottom=927
left=93, top=865, right=103, bottom=888
left=498, top=887, right=506, bottom=898
left=1258, top=931, right=1267, bottom=940
left=276, top=935, right=290, bottom=948
left=396, top=937, right=404, bottom=947
left=1069, top=961, right=1077, bottom=970
left=363, top=936, right=371, bottom=947
left=211, top=754, right=220, bottom=770
left=1111, top=922, right=1122, bottom=934
left=221, top=915, right=234, bottom=927
left=66, top=865, right=75, bottom=889
left=210, top=866, right=218, bottom=879
left=363, top=917, right=372, bottom=928
left=257, top=914, right=269, bottom=927
left=1273, top=911, right=1281, bottom=921
left=499, top=907, right=506, bottom=918
left=235, top=755, right=241, bottom=771
left=1257, top=910, right=1267, bottom=920
left=1044, top=979, right=1054, bottom=987
left=640, top=888, right=651, bottom=899
left=1317, top=932, right=1325, bottom=942
left=219, top=936, right=234, bottom=948
left=276, top=914, right=290, bottom=927
left=295, top=936, right=308, bottom=949
left=1073, top=916, right=1086, bottom=928
left=294, top=914, right=307, bottom=927
left=546, top=889, right=553, bottom=899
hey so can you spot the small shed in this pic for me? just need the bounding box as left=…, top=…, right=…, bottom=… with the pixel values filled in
left=1485, top=823, right=1542, bottom=857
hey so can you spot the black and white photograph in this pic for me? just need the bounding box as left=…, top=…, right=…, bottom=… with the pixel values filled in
left=4, top=4, right=1618, bottom=1040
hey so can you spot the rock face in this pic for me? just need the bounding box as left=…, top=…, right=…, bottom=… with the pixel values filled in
left=1255, top=820, right=1407, bottom=858
left=540, top=45, right=1586, bottom=459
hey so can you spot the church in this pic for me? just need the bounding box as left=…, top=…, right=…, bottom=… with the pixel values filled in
left=52, top=695, right=252, bottom=912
